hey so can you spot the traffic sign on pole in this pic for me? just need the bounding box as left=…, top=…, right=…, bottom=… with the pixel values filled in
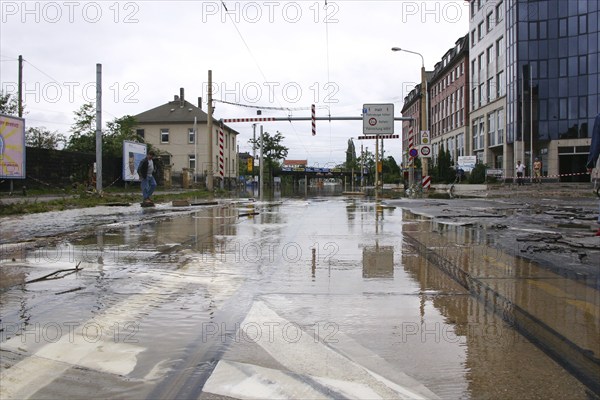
left=362, top=104, right=394, bottom=135
left=420, top=130, right=430, bottom=144
left=420, top=145, right=431, bottom=158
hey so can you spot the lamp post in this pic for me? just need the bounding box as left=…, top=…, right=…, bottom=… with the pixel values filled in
left=391, top=47, right=429, bottom=187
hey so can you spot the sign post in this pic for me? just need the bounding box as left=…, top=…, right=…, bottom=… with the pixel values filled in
left=363, top=104, right=394, bottom=198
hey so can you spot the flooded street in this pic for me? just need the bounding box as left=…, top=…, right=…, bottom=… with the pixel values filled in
left=0, top=197, right=597, bottom=399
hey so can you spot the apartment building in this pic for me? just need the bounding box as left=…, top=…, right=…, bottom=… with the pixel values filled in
left=134, top=89, right=239, bottom=186
left=429, top=34, right=470, bottom=165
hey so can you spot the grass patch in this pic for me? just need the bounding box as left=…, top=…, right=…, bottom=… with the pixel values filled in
left=0, top=189, right=213, bottom=216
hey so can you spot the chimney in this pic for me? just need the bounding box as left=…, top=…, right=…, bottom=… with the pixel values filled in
left=198, top=97, right=202, bottom=110
left=174, top=95, right=179, bottom=101
left=179, top=88, right=184, bottom=108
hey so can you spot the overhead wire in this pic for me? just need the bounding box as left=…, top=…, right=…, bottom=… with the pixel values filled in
left=21, top=58, right=119, bottom=124
left=324, top=0, right=333, bottom=162
left=220, top=0, right=313, bottom=159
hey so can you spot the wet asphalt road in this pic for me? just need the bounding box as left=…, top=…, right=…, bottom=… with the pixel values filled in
left=0, top=195, right=598, bottom=399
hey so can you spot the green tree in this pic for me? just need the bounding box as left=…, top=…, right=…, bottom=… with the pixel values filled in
left=104, top=115, right=141, bottom=158
left=26, top=126, right=66, bottom=149
left=248, top=131, right=289, bottom=186
left=0, top=91, right=20, bottom=116
left=382, top=156, right=401, bottom=183
left=432, top=144, right=454, bottom=184
left=357, top=149, right=375, bottom=185
left=468, top=163, right=486, bottom=184
left=66, top=104, right=144, bottom=157
left=66, top=103, right=96, bottom=153
left=345, top=138, right=358, bottom=170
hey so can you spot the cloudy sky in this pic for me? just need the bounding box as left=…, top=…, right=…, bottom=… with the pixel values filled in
left=1, top=0, right=469, bottom=166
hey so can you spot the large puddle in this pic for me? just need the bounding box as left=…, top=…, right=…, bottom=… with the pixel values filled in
left=0, top=198, right=596, bottom=399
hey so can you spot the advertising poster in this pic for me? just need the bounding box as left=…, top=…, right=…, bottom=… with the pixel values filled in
left=123, top=141, right=147, bottom=182
left=0, top=114, right=26, bottom=179
left=457, top=156, right=477, bottom=172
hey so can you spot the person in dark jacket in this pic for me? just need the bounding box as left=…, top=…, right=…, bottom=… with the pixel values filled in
left=137, top=151, right=157, bottom=204
left=586, top=113, right=600, bottom=236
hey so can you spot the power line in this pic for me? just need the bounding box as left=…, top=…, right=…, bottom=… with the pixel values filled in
left=214, top=98, right=328, bottom=112
left=220, top=0, right=313, bottom=159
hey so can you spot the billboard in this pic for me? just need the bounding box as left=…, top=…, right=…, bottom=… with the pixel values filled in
left=457, top=156, right=477, bottom=172
left=122, top=141, right=147, bottom=182
left=0, top=114, right=26, bottom=179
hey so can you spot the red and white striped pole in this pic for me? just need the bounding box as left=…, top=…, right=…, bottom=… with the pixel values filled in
left=408, top=127, right=414, bottom=167
left=218, top=127, right=225, bottom=178
left=311, top=104, right=316, bottom=136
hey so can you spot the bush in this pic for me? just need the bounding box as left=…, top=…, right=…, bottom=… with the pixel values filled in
left=468, top=163, right=487, bottom=184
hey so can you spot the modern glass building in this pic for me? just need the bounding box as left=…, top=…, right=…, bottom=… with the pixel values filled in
left=505, top=0, right=599, bottom=180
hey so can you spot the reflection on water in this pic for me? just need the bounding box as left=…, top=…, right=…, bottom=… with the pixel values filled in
left=0, top=199, right=594, bottom=399
left=362, top=245, right=394, bottom=279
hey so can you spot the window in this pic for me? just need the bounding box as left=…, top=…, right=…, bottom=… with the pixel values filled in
left=136, top=129, right=145, bottom=139
left=579, top=55, right=587, bottom=75
left=479, top=83, right=484, bottom=106
left=496, top=71, right=505, bottom=97
left=478, top=22, right=484, bottom=40
left=470, top=0, right=476, bottom=18
left=497, top=109, right=504, bottom=144
left=579, top=15, right=587, bottom=34
left=488, top=113, right=496, bottom=146
left=189, top=155, right=196, bottom=170
left=486, top=45, right=494, bottom=66
left=160, top=128, right=169, bottom=143
left=471, top=29, right=476, bottom=47
left=496, top=1, right=503, bottom=23
left=496, top=36, right=504, bottom=58
left=559, top=58, right=567, bottom=77
left=488, top=77, right=495, bottom=101
left=188, top=128, right=195, bottom=144
left=559, top=18, right=567, bottom=37
left=529, top=22, right=538, bottom=40
left=486, top=12, right=494, bottom=32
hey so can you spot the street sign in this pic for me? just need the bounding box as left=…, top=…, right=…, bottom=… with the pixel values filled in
left=420, top=145, right=431, bottom=158
left=362, top=104, right=394, bottom=135
left=409, top=148, right=419, bottom=158
left=420, top=130, right=430, bottom=145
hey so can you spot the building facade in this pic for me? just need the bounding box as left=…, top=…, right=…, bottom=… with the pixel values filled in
left=401, top=84, right=424, bottom=168
left=134, top=89, right=239, bottom=185
left=504, top=0, right=599, bottom=181
left=429, top=34, right=470, bottom=166
left=469, top=0, right=508, bottom=174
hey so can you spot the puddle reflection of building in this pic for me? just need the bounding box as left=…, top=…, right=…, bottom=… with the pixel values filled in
left=362, top=244, right=394, bottom=279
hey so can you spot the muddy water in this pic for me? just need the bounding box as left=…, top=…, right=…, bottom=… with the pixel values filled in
left=0, top=198, right=594, bottom=399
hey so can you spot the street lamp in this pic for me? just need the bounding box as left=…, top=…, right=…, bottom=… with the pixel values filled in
left=392, top=47, right=429, bottom=187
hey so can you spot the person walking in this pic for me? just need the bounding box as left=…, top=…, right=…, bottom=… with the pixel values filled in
left=137, top=151, right=157, bottom=206
left=586, top=112, right=600, bottom=236
left=516, top=160, right=526, bottom=186
left=533, top=158, right=543, bottom=184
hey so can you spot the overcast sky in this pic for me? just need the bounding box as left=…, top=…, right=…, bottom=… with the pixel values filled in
left=1, top=0, right=469, bottom=166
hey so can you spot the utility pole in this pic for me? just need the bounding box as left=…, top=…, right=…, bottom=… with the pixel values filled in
left=95, top=63, right=102, bottom=194
left=375, top=134, right=379, bottom=199
left=194, top=116, right=197, bottom=184
left=259, top=125, right=264, bottom=201
left=18, top=55, right=23, bottom=118
left=361, top=144, right=364, bottom=190
left=207, top=70, right=214, bottom=192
